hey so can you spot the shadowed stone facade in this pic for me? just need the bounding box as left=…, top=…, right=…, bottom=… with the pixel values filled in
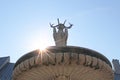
left=113, top=59, right=120, bottom=80
left=0, top=56, right=14, bottom=80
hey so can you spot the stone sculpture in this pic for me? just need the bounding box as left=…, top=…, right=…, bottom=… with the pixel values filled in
left=50, top=19, right=72, bottom=46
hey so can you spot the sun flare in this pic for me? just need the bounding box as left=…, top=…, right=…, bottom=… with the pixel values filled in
left=38, top=43, right=47, bottom=51
left=30, top=40, right=49, bottom=51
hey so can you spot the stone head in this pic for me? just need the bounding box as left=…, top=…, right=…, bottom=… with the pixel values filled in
left=57, top=24, right=65, bottom=30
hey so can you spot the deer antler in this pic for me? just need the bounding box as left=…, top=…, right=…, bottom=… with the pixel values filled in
left=50, top=23, right=58, bottom=28
left=63, top=20, right=66, bottom=25
left=50, top=23, right=54, bottom=28
left=57, top=18, right=60, bottom=24
left=65, top=23, right=73, bottom=29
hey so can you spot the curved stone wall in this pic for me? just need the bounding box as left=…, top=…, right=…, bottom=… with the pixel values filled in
left=12, top=46, right=113, bottom=80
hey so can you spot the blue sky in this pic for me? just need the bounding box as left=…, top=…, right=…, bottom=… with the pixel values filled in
left=0, top=0, right=120, bottom=63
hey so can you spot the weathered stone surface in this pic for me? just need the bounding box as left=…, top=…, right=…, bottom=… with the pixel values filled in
left=12, top=46, right=113, bottom=80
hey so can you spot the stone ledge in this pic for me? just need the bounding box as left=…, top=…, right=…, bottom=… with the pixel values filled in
left=14, top=46, right=112, bottom=69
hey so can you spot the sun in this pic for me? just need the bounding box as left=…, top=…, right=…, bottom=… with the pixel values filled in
left=30, top=40, right=49, bottom=51
left=38, top=43, right=47, bottom=51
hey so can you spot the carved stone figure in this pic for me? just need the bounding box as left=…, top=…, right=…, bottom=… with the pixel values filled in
left=50, top=19, right=73, bottom=46
left=112, top=59, right=120, bottom=74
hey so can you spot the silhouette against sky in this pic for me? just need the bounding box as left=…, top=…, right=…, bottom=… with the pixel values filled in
left=0, top=0, right=120, bottom=62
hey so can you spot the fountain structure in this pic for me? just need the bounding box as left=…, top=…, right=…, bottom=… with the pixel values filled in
left=12, top=19, right=113, bottom=80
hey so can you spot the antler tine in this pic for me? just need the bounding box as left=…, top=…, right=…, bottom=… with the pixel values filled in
left=63, top=20, right=66, bottom=25
left=57, top=18, right=59, bottom=24
left=69, top=22, right=73, bottom=26
left=49, top=23, right=54, bottom=28
left=65, top=22, right=73, bottom=29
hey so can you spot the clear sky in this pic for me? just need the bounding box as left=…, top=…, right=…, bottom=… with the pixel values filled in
left=0, top=0, right=120, bottom=63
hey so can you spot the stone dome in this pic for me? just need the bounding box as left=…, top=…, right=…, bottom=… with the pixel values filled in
left=12, top=46, right=113, bottom=80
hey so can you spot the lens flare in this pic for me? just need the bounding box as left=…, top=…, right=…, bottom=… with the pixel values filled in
left=38, top=44, right=47, bottom=51
left=30, top=40, right=48, bottom=51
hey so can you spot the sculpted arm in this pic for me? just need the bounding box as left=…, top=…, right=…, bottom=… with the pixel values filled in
left=50, top=23, right=57, bottom=40
left=64, top=28, right=68, bottom=41
left=53, top=27, right=57, bottom=41
left=50, top=23, right=57, bottom=33
left=64, top=23, right=73, bottom=40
